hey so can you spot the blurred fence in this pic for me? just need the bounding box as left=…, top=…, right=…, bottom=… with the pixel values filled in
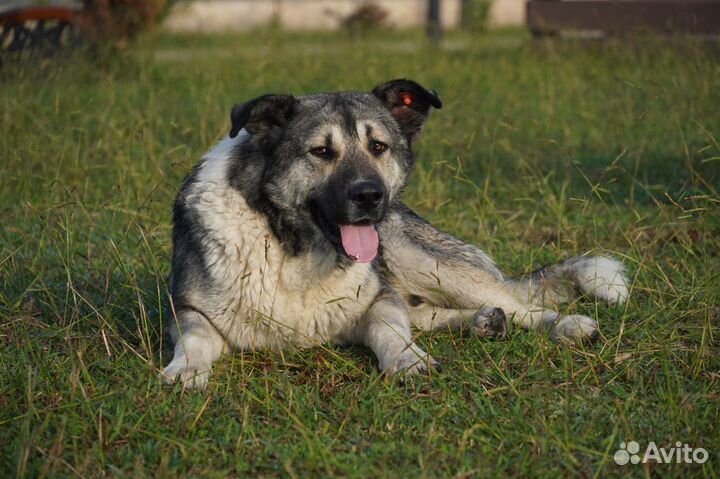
left=162, top=0, right=465, bottom=32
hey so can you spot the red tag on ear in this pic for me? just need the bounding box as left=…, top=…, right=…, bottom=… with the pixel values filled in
left=400, top=92, right=414, bottom=106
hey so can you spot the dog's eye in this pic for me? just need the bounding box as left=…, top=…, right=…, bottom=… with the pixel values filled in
left=370, top=141, right=388, bottom=155
left=310, top=146, right=334, bottom=159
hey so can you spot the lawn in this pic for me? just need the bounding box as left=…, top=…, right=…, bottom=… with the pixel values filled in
left=1, top=29, right=719, bottom=477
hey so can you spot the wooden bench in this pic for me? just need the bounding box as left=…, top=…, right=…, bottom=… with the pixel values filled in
left=0, top=5, right=80, bottom=53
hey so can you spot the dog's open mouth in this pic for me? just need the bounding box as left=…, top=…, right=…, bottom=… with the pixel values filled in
left=310, top=205, right=379, bottom=263
left=339, top=224, right=378, bottom=263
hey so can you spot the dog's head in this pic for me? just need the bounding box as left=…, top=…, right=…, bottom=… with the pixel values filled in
left=228, top=79, right=442, bottom=262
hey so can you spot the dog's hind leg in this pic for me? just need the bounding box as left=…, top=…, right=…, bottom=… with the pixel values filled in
left=160, top=308, right=227, bottom=390
left=380, top=204, right=602, bottom=343
left=407, top=294, right=596, bottom=343
left=354, top=290, right=440, bottom=376
left=408, top=301, right=508, bottom=339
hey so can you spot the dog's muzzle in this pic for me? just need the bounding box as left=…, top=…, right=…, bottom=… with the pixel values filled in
left=336, top=179, right=387, bottom=263
left=310, top=177, right=388, bottom=264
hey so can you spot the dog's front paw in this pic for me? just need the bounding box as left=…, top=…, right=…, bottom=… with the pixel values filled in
left=160, top=357, right=212, bottom=390
left=383, top=345, right=440, bottom=377
left=551, top=314, right=599, bottom=344
left=471, top=307, right=508, bottom=339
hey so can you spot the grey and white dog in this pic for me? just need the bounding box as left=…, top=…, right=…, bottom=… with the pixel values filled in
left=162, top=79, right=629, bottom=389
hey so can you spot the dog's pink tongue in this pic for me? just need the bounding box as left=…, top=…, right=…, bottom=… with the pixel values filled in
left=339, top=225, right=378, bottom=263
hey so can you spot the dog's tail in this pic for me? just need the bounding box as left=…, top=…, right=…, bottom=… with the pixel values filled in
left=508, top=256, right=629, bottom=307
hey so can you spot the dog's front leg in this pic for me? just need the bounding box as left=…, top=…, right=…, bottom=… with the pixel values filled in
left=160, top=309, right=227, bottom=390
left=357, top=291, right=440, bottom=376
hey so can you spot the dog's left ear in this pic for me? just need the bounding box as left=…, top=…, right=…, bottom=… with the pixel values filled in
left=372, top=79, right=442, bottom=142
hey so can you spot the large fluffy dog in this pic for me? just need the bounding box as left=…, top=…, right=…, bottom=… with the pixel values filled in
left=162, top=80, right=629, bottom=389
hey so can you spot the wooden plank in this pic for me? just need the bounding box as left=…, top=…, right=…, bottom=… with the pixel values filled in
left=527, top=1, right=720, bottom=35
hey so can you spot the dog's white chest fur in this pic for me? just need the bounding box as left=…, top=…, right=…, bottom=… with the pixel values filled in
left=183, top=140, right=378, bottom=351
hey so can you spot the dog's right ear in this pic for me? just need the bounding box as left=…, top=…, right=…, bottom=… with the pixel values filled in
left=229, top=94, right=296, bottom=140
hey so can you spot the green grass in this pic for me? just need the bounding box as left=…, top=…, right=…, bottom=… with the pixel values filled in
left=1, top=29, right=719, bottom=477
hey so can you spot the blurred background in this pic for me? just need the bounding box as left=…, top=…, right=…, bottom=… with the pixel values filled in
left=2, top=0, right=718, bottom=49
left=0, top=0, right=520, bottom=42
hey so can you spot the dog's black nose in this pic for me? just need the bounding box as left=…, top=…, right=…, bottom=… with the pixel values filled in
left=348, top=180, right=385, bottom=210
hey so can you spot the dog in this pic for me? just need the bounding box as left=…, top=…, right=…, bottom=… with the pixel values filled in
left=161, top=79, right=629, bottom=389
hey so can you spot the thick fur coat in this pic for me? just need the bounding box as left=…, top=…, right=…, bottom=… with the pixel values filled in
left=162, top=80, right=629, bottom=389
